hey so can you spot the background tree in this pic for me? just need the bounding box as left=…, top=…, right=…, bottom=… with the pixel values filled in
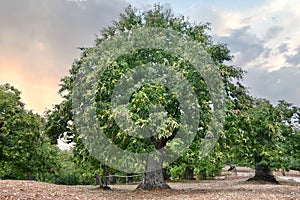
left=224, top=98, right=300, bottom=183
left=276, top=100, right=300, bottom=172
left=0, top=83, right=59, bottom=180
left=286, top=129, right=300, bottom=171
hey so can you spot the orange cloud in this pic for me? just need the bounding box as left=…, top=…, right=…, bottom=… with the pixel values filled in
left=0, top=57, right=62, bottom=114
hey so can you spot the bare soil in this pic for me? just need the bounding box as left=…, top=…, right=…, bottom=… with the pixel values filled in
left=1, top=168, right=299, bottom=200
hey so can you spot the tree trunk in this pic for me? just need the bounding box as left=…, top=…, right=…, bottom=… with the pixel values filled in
left=95, top=173, right=111, bottom=190
left=228, top=165, right=237, bottom=175
left=137, top=151, right=170, bottom=190
left=95, top=174, right=102, bottom=186
left=108, top=171, right=116, bottom=184
left=127, top=173, right=134, bottom=183
left=184, top=167, right=195, bottom=180
left=248, top=164, right=278, bottom=183
left=27, top=172, right=35, bottom=180
left=137, top=168, right=170, bottom=190
left=163, top=169, right=170, bottom=181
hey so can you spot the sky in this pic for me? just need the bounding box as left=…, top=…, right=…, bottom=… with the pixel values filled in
left=1, top=0, right=300, bottom=114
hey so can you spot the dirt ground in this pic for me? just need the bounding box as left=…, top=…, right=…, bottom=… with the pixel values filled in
left=1, top=168, right=300, bottom=200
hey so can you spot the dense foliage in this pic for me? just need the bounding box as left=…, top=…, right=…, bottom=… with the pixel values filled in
left=224, top=98, right=300, bottom=181
left=45, top=4, right=247, bottom=188
left=1, top=4, right=299, bottom=188
left=0, top=84, right=59, bottom=181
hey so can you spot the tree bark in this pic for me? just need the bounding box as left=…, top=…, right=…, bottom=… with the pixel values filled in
left=27, top=173, right=35, bottom=180
left=95, top=174, right=102, bottom=186
left=95, top=174, right=111, bottom=190
left=184, top=167, right=195, bottom=180
left=127, top=173, right=134, bottom=183
left=248, top=164, right=279, bottom=183
left=163, top=168, right=170, bottom=181
left=108, top=171, right=116, bottom=184
left=137, top=150, right=170, bottom=190
left=137, top=169, right=170, bottom=190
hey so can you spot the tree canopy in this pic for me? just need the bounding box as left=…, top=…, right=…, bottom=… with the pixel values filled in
left=44, top=4, right=251, bottom=189
left=0, top=84, right=59, bottom=180
left=43, top=3, right=300, bottom=189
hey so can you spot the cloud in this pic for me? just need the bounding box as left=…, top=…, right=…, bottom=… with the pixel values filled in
left=219, top=26, right=265, bottom=66
left=183, top=0, right=300, bottom=106
left=188, top=5, right=244, bottom=36
left=2, top=0, right=300, bottom=112
left=265, top=25, right=283, bottom=40
left=285, top=46, right=300, bottom=66
left=262, top=48, right=272, bottom=58
left=0, top=0, right=128, bottom=113
left=185, top=0, right=300, bottom=69
left=277, top=43, right=289, bottom=54
left=244, top=66, right=300, bottom=106
left=0, top=0, right=128, bottom=70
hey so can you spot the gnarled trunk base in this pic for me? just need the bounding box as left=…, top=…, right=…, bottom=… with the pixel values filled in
left=137, top=169, right=171, bottom=190
left=247, top=165, right=279, bottom=184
